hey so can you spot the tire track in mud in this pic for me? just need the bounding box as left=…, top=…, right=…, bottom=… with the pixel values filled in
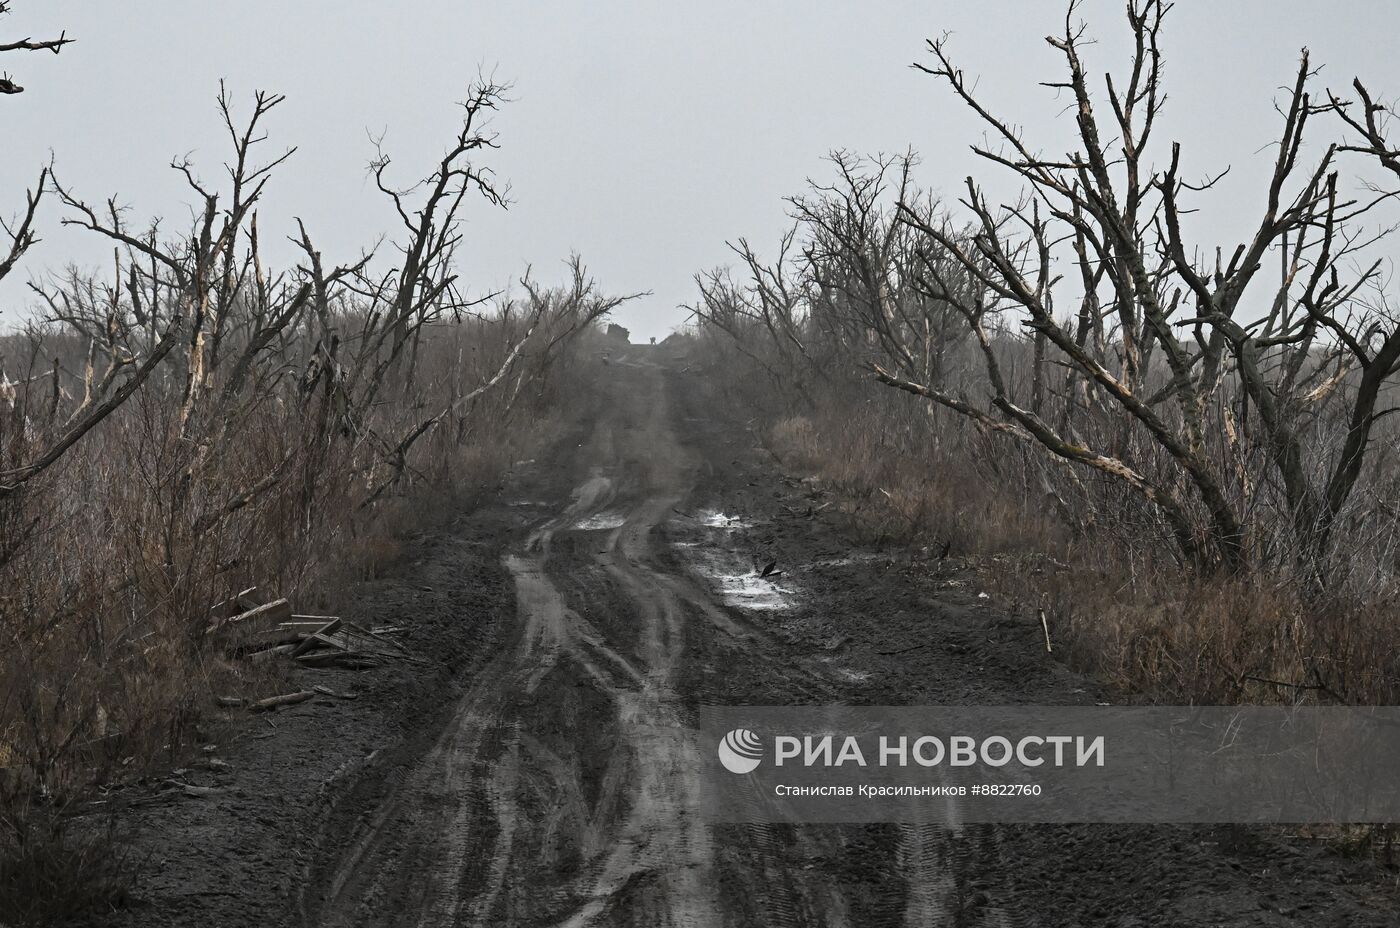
left=301, top=357, right=965, bottom=927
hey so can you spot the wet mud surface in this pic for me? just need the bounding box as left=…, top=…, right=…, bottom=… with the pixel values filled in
left=89, top=348, right=1398, bottom=927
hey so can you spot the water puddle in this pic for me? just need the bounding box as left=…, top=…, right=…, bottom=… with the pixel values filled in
left=573, top=511, right=627, bottom=531
left=672, top=505, right=794, bottom=611
left=686, top=551, right=794, bottom=611
left=696, top=509, right=750, bottom=530
left=711, top=571, right=790, bottom=610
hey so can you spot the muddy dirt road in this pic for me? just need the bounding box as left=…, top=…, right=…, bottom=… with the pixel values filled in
left=300, top=351, right=865, bottom=926
left=107, top=347, right=1396, bottom=927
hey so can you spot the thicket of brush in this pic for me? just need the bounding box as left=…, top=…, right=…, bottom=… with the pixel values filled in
left=690, top=1, right=1400, bottom=708
left=0, top=56, right=628, bottom=923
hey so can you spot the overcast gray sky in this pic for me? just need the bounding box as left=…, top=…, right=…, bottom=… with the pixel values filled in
left=4, top=1, right=1400, bottom=340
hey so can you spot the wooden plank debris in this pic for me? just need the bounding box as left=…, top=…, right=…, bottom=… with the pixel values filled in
left=247, top=643, right=297, bottom=663
left=205, top=598, right=292, bottom=637
left=296, top=648, right=377, bottom=667
left=290, top=618, right=343, bottom=658
left=210, top=587, right=255, bottom=618
left=211, top=592, right=412, bottom=670
left=238, top=621, right=328, bottom=651
left=210, top=586, right=262, bottom=620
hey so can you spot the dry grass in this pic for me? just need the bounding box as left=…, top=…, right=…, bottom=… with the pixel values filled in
left=766, top=391, right=1064, bottom=557
left=1034, top=574, right=1400, bottom=706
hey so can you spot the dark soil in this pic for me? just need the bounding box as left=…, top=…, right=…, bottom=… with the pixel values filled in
left=67, top=347, right=1399, bottom=927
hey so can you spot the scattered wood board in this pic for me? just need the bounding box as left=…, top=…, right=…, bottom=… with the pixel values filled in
left=210, top=592, right=413, bottom=670
left=290, top=618, right=344, bottom=658
left=205, top=598, right=292, bottom=637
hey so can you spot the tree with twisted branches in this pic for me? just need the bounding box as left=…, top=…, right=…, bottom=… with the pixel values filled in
left=878, top=0, right=1396, bottom=577
left=0, top=2, right=72, bottom=288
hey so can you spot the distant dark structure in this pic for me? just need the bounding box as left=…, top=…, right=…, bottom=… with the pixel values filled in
left=606, top=323, right=630, bottom=344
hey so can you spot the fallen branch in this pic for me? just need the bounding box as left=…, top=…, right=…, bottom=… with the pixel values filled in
left=248, top=690, right=315, bottom=712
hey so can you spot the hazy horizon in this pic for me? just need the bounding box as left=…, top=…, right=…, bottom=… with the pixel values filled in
left=5, top=1, right=1400, bottom=341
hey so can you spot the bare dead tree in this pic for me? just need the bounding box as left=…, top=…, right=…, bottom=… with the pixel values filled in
left=519, top=255, right=646, bottom=380
left=1275, top=77, right=1400, bottom=560
left=689, top=227, right=820, bottom=408
left=690, top=150, right=990, bottom=426
left=0, top=318, right=183, bottom=497
left=53, top=144, right=273, bottom=434
left=876, top=0, right=1395, bottom=575
left=360, top=307, right=540, bottom=508
left=362, top=78, right=510, bottom=401
left=3, top=70, right=620, bottom=527
left=791, top=152, right=979, bottom=403
left=206, top=83, right=297, bottom=380
left=0, top=87, right=304, bottom=507
left=688, top=265, right=782, bottom=379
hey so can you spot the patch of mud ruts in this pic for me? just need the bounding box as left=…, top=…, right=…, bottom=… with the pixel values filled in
left=297, top=353, right=909, bottom=927
left=296, top=359, right=720, bottom=927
